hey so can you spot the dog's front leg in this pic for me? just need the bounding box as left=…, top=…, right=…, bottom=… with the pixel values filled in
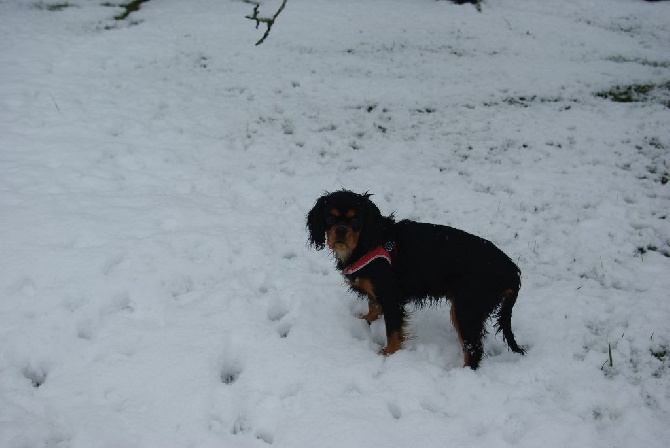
left=373, top=279, right=407, bottom=356
left=349, top=277, right=383, bottom=324
left=361, top=298, right=383, bottom=324
left=350, top=272, right=406, bottom=355
left=378, top=300, right=406, bottom=355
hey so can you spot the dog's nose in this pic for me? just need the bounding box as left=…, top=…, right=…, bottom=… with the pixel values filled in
left=335, top=225, right=348, bottom=239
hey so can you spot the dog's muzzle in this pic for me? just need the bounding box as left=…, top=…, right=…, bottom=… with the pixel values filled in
left=335, top=225, right=348, bottom=242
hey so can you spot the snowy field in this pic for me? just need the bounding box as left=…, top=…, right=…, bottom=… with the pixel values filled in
left=1, top=0, right=669, bottom=446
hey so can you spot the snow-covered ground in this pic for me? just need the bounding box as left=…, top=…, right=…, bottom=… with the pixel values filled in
left=1, top=0, right=669, bottom=446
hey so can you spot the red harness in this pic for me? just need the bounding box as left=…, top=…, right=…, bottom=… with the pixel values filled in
left=341, top=244, right=393, bottom=275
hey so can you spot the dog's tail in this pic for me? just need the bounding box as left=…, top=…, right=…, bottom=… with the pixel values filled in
left=496, top=287, right=525, bottom=355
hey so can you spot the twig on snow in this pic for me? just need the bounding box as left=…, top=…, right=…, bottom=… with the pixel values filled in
left=246, top=0, right=288, bottom=46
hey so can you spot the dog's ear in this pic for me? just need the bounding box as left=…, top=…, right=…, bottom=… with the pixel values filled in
left=306, top=195, right=328, bottom=250
left=357, top=195, right=392, bottom=250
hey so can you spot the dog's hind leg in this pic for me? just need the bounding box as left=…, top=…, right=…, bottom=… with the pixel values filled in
left=450, top=300, right=486, bottom=369
left=450, top=303, right=469, bottom=367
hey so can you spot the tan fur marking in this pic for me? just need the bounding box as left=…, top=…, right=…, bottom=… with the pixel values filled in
left=461, top=347, right=470, bottom=367
left=326, top=226, right=361, bottom=264
left=450, top=305, right=463, bottom=346
left=350, top=277, right=375, bottom=298
left=329, top=208, right=341, bottom=217
left=382, top=330, right=404, bottom=355
left=350, top=279, right=382, bottom=322
left=361, top=299, right=383, bottom=323
left=349, top=278, right=405, bottom=355
left=450, top=304, right=470, bottom=367
left=381, top=315, right=409, bottom=356
left=345, top=209, right=356, bottom=218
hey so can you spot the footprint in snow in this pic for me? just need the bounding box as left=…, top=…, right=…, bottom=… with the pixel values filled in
left=220, top=363, right=243, bottom=385
left=388, top=402, right=402, bottom=420
left=267, top=300, right=292, bottom=338
left=22, top=365, right=48, bottom=388
left=230, top=415, right=274, bottom=445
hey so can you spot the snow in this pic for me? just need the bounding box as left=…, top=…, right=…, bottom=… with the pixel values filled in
left=1, top=0, right=669, bottom=446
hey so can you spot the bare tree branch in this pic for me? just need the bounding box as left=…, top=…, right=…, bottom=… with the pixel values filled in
left=246, top=0, right=288, bottom=46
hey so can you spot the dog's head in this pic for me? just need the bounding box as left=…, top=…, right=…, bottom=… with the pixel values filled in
left=307, top=190, right=390, bottom=265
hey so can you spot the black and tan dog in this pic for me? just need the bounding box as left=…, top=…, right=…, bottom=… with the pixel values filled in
left=307, top=190, right=525, bottom=369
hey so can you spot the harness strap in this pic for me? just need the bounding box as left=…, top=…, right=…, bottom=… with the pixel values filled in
left=341, top=243, right=393, bottom=275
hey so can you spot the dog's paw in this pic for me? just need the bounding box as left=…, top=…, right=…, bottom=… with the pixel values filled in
left=379, top=344, right=401, bottom=356
left=359, top=312, right=381, bottom=324
left=359, top=301, right=383, bottom=324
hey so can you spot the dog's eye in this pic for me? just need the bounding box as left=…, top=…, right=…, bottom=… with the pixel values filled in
left=325, top=216, right=336, bottom=227
left=350, top=217, right=361, bottom=230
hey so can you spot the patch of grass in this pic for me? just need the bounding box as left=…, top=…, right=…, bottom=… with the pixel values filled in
left=450, top=0, right=482, bottom=12
left=596, top=84, right=654, bottom=102
left=600, top=342, right=617, bottom=378
left=413, top=107, right=436, bottom=114
left=651, top=346, right=668, bottom=378
left=633, top=137, right=670, bottom=185
left=115, top=0, right=151, bottom=21
left=33, top=1, right=76, bottom=11
left=595, top=81, right=670, bottom=107
left=486, top=95, right=574, bottom=111
left=606, top=55, right=670, bottom=69
left=604, top=343, right=614, bottom=368
left=651, top=347, right=667, bottom=362
left=503, top=95, right=537, bottom=107
left=637, top=245, right=670, bottom=258
left=101, top=0, right=151, bottom=21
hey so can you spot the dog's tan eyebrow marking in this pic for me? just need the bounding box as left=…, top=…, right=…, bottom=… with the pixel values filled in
left=329, top=208, right=341, bottom=217
left=346, top=209, right=356, bottom=218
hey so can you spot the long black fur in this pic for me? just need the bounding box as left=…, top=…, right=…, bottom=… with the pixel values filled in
left=307, top=189, right=525, bottom=369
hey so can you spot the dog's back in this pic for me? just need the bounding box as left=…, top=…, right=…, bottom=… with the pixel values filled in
left=390, top=220, right=520, bottom=302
